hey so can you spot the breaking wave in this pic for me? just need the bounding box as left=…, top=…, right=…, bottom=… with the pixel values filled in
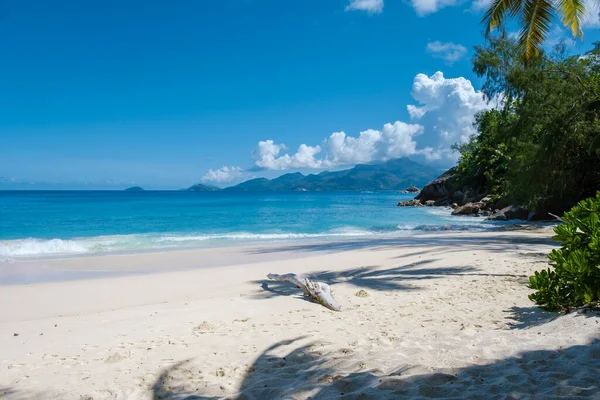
left=0, top=221, right=501, bottom=259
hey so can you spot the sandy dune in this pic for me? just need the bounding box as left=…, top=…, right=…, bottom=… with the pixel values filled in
left=1, top=231, right=599, bottom=399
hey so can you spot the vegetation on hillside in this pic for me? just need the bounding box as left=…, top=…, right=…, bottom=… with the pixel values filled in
left=221, top=158, right=439, bottom=192
left=456, top=37, right=600, bottom=311
left=453, top=37, right=600, bottom=215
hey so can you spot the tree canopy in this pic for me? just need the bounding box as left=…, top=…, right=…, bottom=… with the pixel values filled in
left=453, top=38, right=600, bottom=214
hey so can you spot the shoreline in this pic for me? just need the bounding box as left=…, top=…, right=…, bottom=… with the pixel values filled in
left=0, top=219, right=557, bottom=265
left=0, top=229, right=557, bottom=286
left=2, top=230, right=597, bottom=399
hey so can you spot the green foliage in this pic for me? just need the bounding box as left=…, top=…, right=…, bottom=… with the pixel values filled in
left=528, top=192, right=600, bottom=311
left=455, top=38, right=600, bottom=214
left=465, top=39, right=600, bottom=313
left=453, top=109, right=511, bottom=196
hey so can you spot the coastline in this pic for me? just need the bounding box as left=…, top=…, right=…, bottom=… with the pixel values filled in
left=1, top=190, right=547, bottom=262
left=2, top=230, right=598, bottom=399
left=0, top=227, right=556, bottom=286
left=0, top=217, right=557, bottom=265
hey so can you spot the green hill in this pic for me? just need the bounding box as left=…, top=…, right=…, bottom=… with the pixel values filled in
left=222, top=158, right=439, bottom=192
left=186, top=183, right=221, bottom=192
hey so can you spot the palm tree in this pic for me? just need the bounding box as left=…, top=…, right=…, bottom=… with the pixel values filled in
left=482, top=0, right=586, bottom=61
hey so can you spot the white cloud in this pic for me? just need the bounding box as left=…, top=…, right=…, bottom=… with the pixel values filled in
left=410, top=0, right=456, bottom=16
left=213, top=72, right=493, bottom=173
left=380, top=122, right=424, bottom=158
left=252, top=122, right=424, bottom=170
left=325, top=122, right=424, bottom=165
left=407, top=71, right=492, bottom=159
left=202, top=166, right=244, bottom=183
left=471, top=0, right=491, bottom=11
left=345, top=0, right=384, bottom=13
left=325, top=129, right=382, bottom=166
left=252, top=140, right=324, bottom=170
left=407, top=104, right=426, bottom=120
left=426, top=41, right=467, bottom=64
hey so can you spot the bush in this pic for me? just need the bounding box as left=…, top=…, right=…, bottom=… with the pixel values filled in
left=528, top=192, right=600, bottom=311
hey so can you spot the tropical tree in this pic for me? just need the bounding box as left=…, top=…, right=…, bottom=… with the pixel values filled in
left=455, top=38, right=600, bottom=213
left=482, top=0, right=587, bottom=61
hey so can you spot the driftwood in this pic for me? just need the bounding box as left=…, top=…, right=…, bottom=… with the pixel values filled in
left=267, top=273, right=341, bottom=311
left=548, top=212, right=563, bottom=222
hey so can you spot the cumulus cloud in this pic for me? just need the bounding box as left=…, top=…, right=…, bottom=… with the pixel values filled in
left=250, top=72, right=491, bottom=170
left=326, top=122, right=424, bottom=165
left=252, top=141, right=324, bottom=170
left=410, top=0, right=456, bottom=16
left=426, top=41, right=467, bottom=64
left=324, top=129, right=382, bottom=166
left=252, top=122, right=425, bottom=170
left=202, top=166, right=244, bottom=183
left=345, top=0, right=384, bottom=13
left=407, top=71, right=492, bottom=160
left=471, top=0, right=492, bottom=11
left=207, top=71, right=492, bottom=173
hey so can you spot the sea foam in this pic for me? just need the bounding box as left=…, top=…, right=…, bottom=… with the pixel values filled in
left=0, top=223, right=498, bottom=260
left=0, top=238, right=90, bottom=257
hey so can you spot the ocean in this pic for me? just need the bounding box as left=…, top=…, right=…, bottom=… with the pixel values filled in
left=0, top=191, right=504, bottom=260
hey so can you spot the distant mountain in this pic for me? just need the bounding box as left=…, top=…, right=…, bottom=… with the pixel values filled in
left=221, top=158, right=440, bottom=192
left=186, top=183, right=221, bottom=192
left=124, top=186, right=144, bottom=192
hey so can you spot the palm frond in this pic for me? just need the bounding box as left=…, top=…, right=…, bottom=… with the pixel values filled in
left=482, top=0, right=524, bottom=37
left=518, top=0, right=554, bottom=61
left=557, top=0, right=585, bottom=37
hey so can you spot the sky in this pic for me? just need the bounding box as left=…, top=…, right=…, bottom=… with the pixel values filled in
left=1, top=0, right=600, bottom=189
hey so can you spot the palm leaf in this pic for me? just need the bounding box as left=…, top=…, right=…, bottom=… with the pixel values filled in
left=482, top=0, right=524, bottom=36
left=518, top=0, right=554, bottom=61
left=557, top=0, right=585, bottom=37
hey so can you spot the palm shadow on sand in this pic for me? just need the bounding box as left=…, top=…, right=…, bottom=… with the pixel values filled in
left=251, top=259, right=530, bottom=304
left=151, top=336, right=600, bottom=399
left=244, top=233, right=557, bottom=256
left=506, top=305, right=600, bottom=330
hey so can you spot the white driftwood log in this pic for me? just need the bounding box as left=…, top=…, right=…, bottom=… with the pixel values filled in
left=267, top=273, right=341, bottom=311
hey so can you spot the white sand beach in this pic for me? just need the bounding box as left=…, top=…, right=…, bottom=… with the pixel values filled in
left=1, top=231, right=599, bottom=399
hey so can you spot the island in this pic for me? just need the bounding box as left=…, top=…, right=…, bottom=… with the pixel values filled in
left=185, top=158, right=439, bottom=193
left=186, top=183, right=221, bottom=192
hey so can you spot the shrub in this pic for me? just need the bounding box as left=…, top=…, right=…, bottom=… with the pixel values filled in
left=528, top=192, right=600, bottom=311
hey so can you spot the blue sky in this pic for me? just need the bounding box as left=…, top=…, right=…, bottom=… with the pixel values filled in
left=1, top=0, right=599, bottom=189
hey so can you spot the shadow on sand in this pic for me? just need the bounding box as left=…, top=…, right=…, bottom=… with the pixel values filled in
left=505, top=305, right=600, bottom=330
left=252, top=259, right=530, bottom=303
left=151, top=336, right=600, bottom=399
left=244, top=232, right=557, bottom=257
left=253, top=259, right=477, bottom=296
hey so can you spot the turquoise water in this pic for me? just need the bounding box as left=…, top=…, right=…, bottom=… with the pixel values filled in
left=0, top=191, right=501, bottom=259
